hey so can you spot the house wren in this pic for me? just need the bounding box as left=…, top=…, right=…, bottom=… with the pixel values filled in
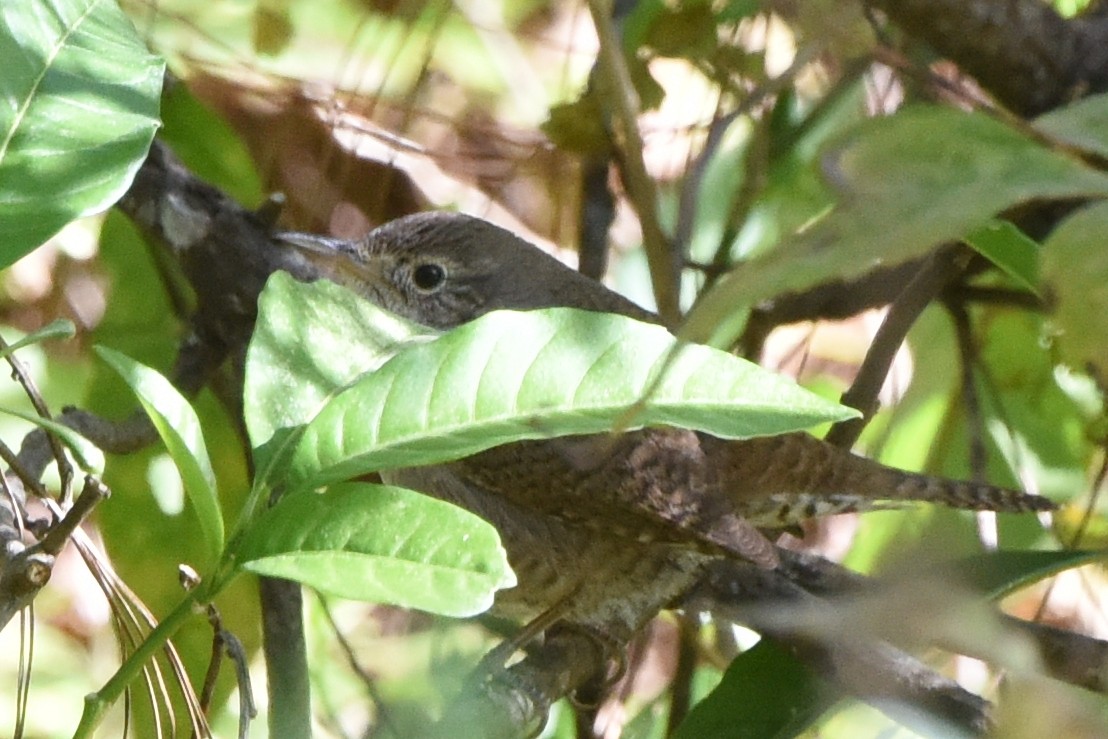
left=280, top=211, right=1052, bottom=636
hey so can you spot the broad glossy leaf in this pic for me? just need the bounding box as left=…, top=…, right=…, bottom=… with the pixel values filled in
left=684, top=105, right=1108, bottom=346
left=236, top=482, right=515, bottom=617
left=245, top=272, right=434, bottom=471
left=96, top=346, right=223, bottom=564
left=286, top=307, right=856, bottom=491
left=0, top=0, right=164, bottom=262
left=1041, top=201, right=1108, bottom=377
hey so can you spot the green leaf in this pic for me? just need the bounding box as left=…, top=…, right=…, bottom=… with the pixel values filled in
left=1035, top=91, right=1108, bottom=160
left=963, top=219, right=1041, bottom=294
left=0, top=319, right=75, bottom=358
left=95, top=346, right=223, bottom=565
left=158, top=81, right=263, bottom=205
left=642, top=4, right=719, bottom=60
left=285, top=306, right=856, bottom=491
left=0, top=0, right=165, bottom=263
left=684, top=104, right=1108, bottom=346
left=1041, top=200, right=1108, bottom=378
left=674, top=640, right=832, bottom=739
left=0, top=406, right=103, bottom=473
left=245, top=272, right=434, bottom=464
left=953, top=549, right=1104, bottom=600
left=235, top=482, right=515, bottom=617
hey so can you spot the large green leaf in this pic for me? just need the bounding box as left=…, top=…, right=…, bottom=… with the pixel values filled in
left=0, top=0, right=164, bottom=263
left=236, top=482, right=515, bottom=617
left=684, top=105, right=1108, bottom=346
left=96, top=346, right=223, bottom=566
left=244, top=272, right=434, bottom=483
left=284, top=306, right=856, bottom=492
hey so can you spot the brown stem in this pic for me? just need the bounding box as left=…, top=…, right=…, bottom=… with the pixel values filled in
left=826, top=245, right=972, bottom=449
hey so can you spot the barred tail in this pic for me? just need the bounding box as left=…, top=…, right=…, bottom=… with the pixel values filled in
left=887, top=471, right=1055, bottom=514
left=705, top=433, right=1055, bottom=528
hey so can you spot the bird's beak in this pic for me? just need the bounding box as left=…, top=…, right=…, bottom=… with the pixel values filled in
left=274, top=232, right=382, bottom=288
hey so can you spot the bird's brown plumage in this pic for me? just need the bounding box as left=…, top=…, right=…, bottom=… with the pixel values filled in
left=286, top=210, right=1053, bottom=632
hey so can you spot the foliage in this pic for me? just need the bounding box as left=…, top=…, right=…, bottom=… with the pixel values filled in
left=1, top=0, right=1107, bottom=738
left=0, top=0, right=163, bottom=262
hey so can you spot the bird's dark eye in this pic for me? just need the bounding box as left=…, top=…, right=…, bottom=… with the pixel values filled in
left=412, top=263, right=447, bottom=291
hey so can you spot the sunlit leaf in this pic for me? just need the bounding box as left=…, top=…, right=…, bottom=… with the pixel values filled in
left=236, top=482, right=515, bottom=617
left=0, top=0, right=164, bottom=263
left=245, top=272, right=434, bottom=472
left=285, top=306, right=857, bottom=491
left=96, top=346, right=223, bottom=564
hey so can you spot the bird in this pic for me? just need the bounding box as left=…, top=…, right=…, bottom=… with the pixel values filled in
left=277, top=211, right=1053, bottom=637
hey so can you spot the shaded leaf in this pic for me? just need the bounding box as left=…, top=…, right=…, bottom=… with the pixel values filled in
left=1041, top=200, right=1108, bottom=377
left=684, top=105, right=1108, bottom=346
left=96, top=346, right=223, bottom=564
left=542, top=94, right=612, bottom=156
left=0, top=0, right=164, bottom=262
left=286, top=306, right=856, bottom=491
left=953, top=549, right=1104, bottom=600
left=643, top=5, right=719, bottom=59
left=252, top=4, right=294, bottom=56
left=236, top=482, right=515, bottom=617
left=1035, top=91, right=1108, bottom=160
left=964, top=219, right=1041, bottom=295
left=159, top=82, right=263, bottom=205
left=674, top=640, right=832, bottom=739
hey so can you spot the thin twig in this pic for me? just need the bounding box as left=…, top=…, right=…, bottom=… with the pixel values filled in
left=33, top=476, right=108, bottom=557
left=587, top=0, right=680, bottom=326
left=198, top=602, right=256, bottom=739
left=0, top=439, right=48, bottom=500
left=826, top=245, right=972, bottom=449
left=318, top=597, right=399, bottom=738
left=950, top=285, right=1044, bottom=311
left=946, top=300, right=988, bottom=482
left=0, top=333, right=71, bottom=499
left=665, top=617, right=699, bottom=736
left=674, top=45, right=822, bottom=274
left=9, top=441, right=31, bottom=739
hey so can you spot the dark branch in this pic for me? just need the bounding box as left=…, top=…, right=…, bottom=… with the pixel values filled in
left=870, top=0, right=1108, bottom=117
